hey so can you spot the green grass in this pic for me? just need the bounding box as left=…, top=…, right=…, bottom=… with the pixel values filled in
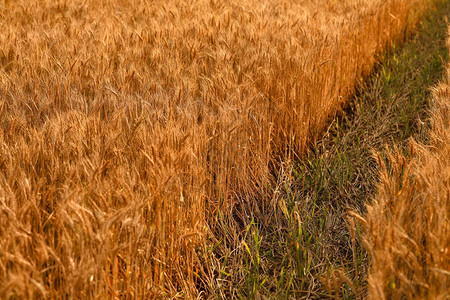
left=200, top=1, right=450, bottom=298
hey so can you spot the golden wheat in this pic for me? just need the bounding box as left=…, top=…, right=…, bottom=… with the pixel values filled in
left=0, top=0, right=433, bottom=297
left=362, top=27, right=450, bottom=299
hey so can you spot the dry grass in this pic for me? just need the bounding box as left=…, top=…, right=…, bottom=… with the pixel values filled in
left=0, top=0, right=434, bottom=298
left=362, top=27, right=450, bottom=300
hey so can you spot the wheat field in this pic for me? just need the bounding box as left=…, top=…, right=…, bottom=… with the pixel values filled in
left=0, top=0, right=438, bottom=298
left=362, top=27, right=450, bottom=299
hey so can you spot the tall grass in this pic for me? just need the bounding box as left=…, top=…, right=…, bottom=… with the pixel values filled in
left=0, top=0, right=433, bottom=297
left=363, top=27, right=450, bottom=299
